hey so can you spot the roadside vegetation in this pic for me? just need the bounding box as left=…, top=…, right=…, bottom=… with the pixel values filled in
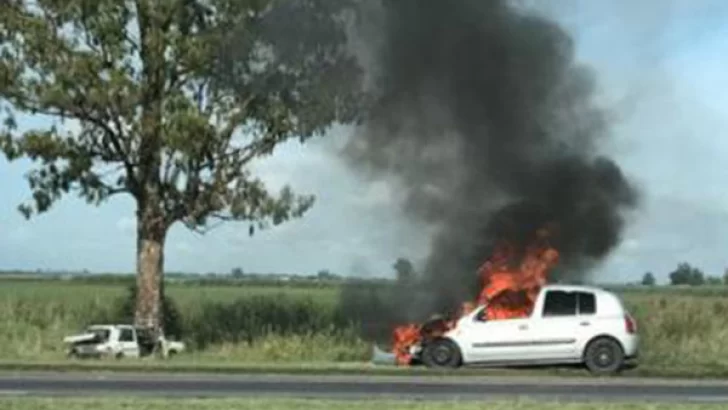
left=1, top=275, right=728, bottom=377
left=0, top=397, right=724, bottom=410
left=0, top=279, right=367, bottom=363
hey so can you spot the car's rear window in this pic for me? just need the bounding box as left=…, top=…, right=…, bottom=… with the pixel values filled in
left=577, top=292, right=596, bottom=315
left=542, top=290, right=597, bottom=317
left=543, top=290, right=577, bottom=316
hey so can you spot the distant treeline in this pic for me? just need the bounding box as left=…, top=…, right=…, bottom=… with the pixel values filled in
left=0, top=270, right=392, bottom=288
left=3, top=259, right=727, bottom=291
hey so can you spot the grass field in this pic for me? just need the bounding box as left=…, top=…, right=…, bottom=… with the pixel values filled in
left=1, top=278, right=727, bottom=377
left=0, top=279, right=368, bottom=363
left=0, top=397, right=726, bottom=410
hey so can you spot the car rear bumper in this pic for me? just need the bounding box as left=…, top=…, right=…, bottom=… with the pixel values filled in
left=620, top=333, right=639, bottom=354
left=621, top=334, right=639, bottom=368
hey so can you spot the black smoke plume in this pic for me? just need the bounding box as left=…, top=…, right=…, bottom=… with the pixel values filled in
left=338, top=0, right=639, bottom=339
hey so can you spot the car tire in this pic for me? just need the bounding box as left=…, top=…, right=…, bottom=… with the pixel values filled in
left=421, top=338, right=462, bottom=369
left=584, top=337, right=624, bottom=376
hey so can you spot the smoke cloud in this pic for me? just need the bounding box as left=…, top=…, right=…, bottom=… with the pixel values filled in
left=339, top=0, right=640, bottom=327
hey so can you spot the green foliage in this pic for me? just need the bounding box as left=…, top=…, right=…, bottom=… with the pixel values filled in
left=625, top=294, right=728, bottom=369
left=188, top=294, right=353, bottom=349
left=0, top=0, right=364, bottom=232
left=95, top=283, right=362, bottom=356
left=668, top=262, right=705, bottom=286
left=0, top=0, right=366, bottom=329
left=0, top=279, right=347, bottom=361
left=641, top=271, right=655, bottom=286
left=316, top=270, right=339, bottom=280
left=705, top=276, right=723, bottom=286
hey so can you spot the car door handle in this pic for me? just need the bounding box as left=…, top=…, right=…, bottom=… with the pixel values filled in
left=518, top=324, right=528, bottom=330
left=580, top=321, right=590, bottom=326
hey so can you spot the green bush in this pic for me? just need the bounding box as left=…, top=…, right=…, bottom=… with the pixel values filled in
left=184, top=294, right=353, bottom=349
left=94, top=283, right=184, bottom=338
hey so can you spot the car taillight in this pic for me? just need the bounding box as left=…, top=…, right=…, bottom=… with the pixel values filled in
left=625, top=314, right=636, bottom=334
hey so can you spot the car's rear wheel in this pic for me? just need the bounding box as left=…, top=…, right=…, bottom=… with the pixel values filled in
left=421, top=338, right=462, bottom=369
left=584, top=337, right=624, bottom=375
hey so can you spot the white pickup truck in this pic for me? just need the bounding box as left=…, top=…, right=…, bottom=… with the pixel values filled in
left=389, top=284, right=639, bottom=375
left=63, top=324, right=185, bottom=359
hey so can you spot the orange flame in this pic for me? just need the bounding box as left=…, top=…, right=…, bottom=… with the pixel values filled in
left=391, top=228, right=559, bottom=365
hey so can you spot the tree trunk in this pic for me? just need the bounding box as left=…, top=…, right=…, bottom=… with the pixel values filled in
left=134, top=201, right=167, bottom=336
left=134, top=0, right=167, bottom=341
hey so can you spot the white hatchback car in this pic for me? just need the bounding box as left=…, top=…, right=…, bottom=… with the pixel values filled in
left=413, top=284, right=639, bottom=375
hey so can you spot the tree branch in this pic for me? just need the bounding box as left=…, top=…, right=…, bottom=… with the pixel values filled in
left=73, top=7, right=138, bottom=186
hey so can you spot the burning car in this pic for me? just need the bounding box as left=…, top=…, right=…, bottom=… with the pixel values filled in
left=374, top=230, right=639, bottom=375
left=376, top=284, right=639, bottom=375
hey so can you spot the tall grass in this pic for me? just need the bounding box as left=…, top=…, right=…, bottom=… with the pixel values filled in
left=0, top=280, right=361, bottom=362
left=0, top=279, right=727, bottom=371
left=623, top=294, right=728, bottom=369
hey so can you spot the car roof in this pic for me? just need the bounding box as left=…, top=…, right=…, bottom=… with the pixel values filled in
left=86, top=325, right=114, bottom=331
left=541, top=284, right=610, bottom=295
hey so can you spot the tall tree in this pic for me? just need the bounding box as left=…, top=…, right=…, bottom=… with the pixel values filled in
left=393, top=257, right=416, bottom=284
left=668, top=262, right=705, bottom=286
left=640, top=271, right=655, bottom=286
left=0, top=0, right=363, bottom=335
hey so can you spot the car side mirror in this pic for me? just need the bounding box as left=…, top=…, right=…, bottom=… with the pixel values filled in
left=472, top=309, right=487, bottom=322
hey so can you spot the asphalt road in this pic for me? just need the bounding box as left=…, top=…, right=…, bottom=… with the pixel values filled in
left=1, top=372, right=728, bottom=402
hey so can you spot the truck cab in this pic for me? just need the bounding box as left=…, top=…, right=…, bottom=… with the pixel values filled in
left=419, top=284, right=639, bottom=375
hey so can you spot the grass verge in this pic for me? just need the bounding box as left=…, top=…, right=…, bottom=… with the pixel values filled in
left=0, top=397, right=725, bottom=410
left=2, top=360, right=728, bottom=380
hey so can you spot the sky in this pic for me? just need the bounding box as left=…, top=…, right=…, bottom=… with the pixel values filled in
left=1, top=1, right=728, bottom=283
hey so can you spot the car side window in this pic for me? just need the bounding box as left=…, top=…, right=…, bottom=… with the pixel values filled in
left=542, top=290, right=577, bottom=317
left=119, top=328, right=134, bottom=342
left=577, top=292, right=596, bottom=315
left=473, top=306, right=488, bottom=322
